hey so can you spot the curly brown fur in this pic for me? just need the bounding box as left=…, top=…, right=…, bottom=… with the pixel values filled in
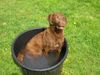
left=17, top=13, right=67, bottom=62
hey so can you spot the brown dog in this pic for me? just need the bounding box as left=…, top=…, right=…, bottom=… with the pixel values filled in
left=17, top=13, right=67, bottom=62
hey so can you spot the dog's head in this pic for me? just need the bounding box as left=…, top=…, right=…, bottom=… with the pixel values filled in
left=48, top=13, right=67, bottom=30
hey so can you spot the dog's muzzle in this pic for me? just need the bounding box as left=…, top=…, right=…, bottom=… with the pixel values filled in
left=56, top=26, right=64, bottom=30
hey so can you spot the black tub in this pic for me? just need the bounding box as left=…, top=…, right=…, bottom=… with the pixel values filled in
left=12, top=28, right=68, bottom=75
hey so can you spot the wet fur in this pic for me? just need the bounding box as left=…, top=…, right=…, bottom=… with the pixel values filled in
left=17, top=13, right=67, bottom=62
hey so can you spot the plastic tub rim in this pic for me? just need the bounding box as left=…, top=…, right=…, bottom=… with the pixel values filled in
left=12, top=28, right=68, bottom=72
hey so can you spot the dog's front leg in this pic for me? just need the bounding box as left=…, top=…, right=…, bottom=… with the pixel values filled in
left=58, top=48, right=61, bottom=53
left=17, top=51, right=25, bottom=63
left=43, top=48, right=49, bottom=56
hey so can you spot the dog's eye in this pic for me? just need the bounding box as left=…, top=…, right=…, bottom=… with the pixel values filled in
left=58, top=25, right=61, bottom=27
left=55, top=22, right=59, bottom=25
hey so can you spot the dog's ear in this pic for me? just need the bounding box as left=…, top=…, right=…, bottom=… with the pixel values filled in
left=48, top=14, right=53, bottom=25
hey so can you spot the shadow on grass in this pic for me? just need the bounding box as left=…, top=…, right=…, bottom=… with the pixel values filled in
left=11, top=73, right=18, bottom=75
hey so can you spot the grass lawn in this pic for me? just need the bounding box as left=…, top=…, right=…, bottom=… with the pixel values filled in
left=0, top=0, right=100, bottom=75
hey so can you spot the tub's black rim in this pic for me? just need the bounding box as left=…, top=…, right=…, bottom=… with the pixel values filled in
left=12, top=28, right=68, bottom=72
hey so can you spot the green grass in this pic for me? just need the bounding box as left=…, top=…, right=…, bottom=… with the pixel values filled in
left=0, top=0, right=100, bottom=75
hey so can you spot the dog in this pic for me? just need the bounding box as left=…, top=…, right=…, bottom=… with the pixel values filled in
left=17, top=13, right=67, bottom=62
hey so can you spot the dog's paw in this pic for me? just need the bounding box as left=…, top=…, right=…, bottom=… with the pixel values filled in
left=17, top=57, right=23, bottom=63
left=17, top=54, right=24, bottom=63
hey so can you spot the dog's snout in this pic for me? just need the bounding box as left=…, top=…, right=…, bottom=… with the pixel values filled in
left=56, top=25, right=64, bottom=30
left=58, top=27, right=64, bottom=30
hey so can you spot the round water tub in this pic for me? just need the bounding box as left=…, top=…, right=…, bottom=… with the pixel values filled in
left=12, top=28, right=68, bottom=75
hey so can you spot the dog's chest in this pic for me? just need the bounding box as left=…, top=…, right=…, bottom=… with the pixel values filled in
left=49, top=38, right=63, bottom=50
left=55, top=38, right=63, bottom=48
left=44, top=29, right=64, bottom=50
